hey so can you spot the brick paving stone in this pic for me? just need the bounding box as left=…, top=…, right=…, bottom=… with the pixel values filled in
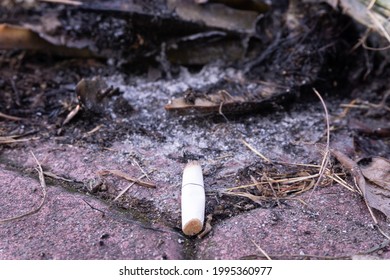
left=1, top=141, right=390, bottom=260
left=0, top=166, right=183, bottom=259
left=0, top=142, right=183, bottom=228
left=196, top=184, right=390, bottom=259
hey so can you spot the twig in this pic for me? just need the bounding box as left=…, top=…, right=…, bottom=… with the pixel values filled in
left=82, top=199, right=106, bottom=217
left=308, top=88, right=331, bottom=201
left=0, top=112, right=23, bottom=121
left=0, top=151, right=47, bottom=224
left=37, top=0, right=82, bottom=5
left=98, top=169, right=156, bottom=188
left=62, top=104, right=81, bottom=126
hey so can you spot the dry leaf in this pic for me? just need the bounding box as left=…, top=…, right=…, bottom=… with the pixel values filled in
left=359, top=157, right=390, bottom=187
left=358, top=157, right=390, bottom=218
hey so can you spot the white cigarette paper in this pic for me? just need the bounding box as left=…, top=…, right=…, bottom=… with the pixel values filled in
left=181, top=161, right=205, bottom=236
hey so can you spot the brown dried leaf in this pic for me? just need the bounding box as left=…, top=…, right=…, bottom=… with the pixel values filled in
left=359, top=157, right=390, bottom=187
left=358, top=157, right=390, bottom=218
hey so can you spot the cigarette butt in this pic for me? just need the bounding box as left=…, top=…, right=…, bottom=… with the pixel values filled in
left=181, top=161, right=205, bottom=236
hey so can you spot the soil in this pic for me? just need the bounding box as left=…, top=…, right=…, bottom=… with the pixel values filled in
left=0, top=1, right=389, bottom=260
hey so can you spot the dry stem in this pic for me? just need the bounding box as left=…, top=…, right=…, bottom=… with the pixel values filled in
left=98, top=169, right=156, bottom=188
left=240, top=139, right=272, bottom=163
left=0, top=112, right=23, bottom=121
left=308, top=88, right=330, bottom=202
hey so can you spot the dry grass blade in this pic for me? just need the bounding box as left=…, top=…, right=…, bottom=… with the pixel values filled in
left=271, top=173, right=319, bottom=184
left=225, top=182, right=261, bottom=191
left=273, top=161, right=321, bottom=168
left=85, top=124, right=104, bottom=136
left=224, top=169, right=320, bottom=200
left=326, top=173, right=358, bottom=193
left=240, top=139, right=272, bottom=163
left=251, top=239, right=272, bottom=260
left=132, top=158, right=152, bottom=181
left=331, top=150, right=366, bottom=195
left=99, top=169, right=156, bottom=188
left=367, top=10, right=390, bottom=43
left=308, top=88, right=331, bottom=201
left=376, top=226, right=390, bottom=240
left=337, top=99, right=358, bottom=119
left=43, top=171, right=76, bottom=183
left=113, top=174, right=147, bottom=201
left=0, top=151, right=47, bottom=224
left=261, top=174, right=280, bottom=206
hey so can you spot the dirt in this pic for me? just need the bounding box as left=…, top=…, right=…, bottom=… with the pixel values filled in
left=1, top=1, right=390, bottom=259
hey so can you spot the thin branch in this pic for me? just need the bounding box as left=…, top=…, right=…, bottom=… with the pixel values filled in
left=0, top=112, right=23, bottom=121
left=98, top=169, right=156, bottom=188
